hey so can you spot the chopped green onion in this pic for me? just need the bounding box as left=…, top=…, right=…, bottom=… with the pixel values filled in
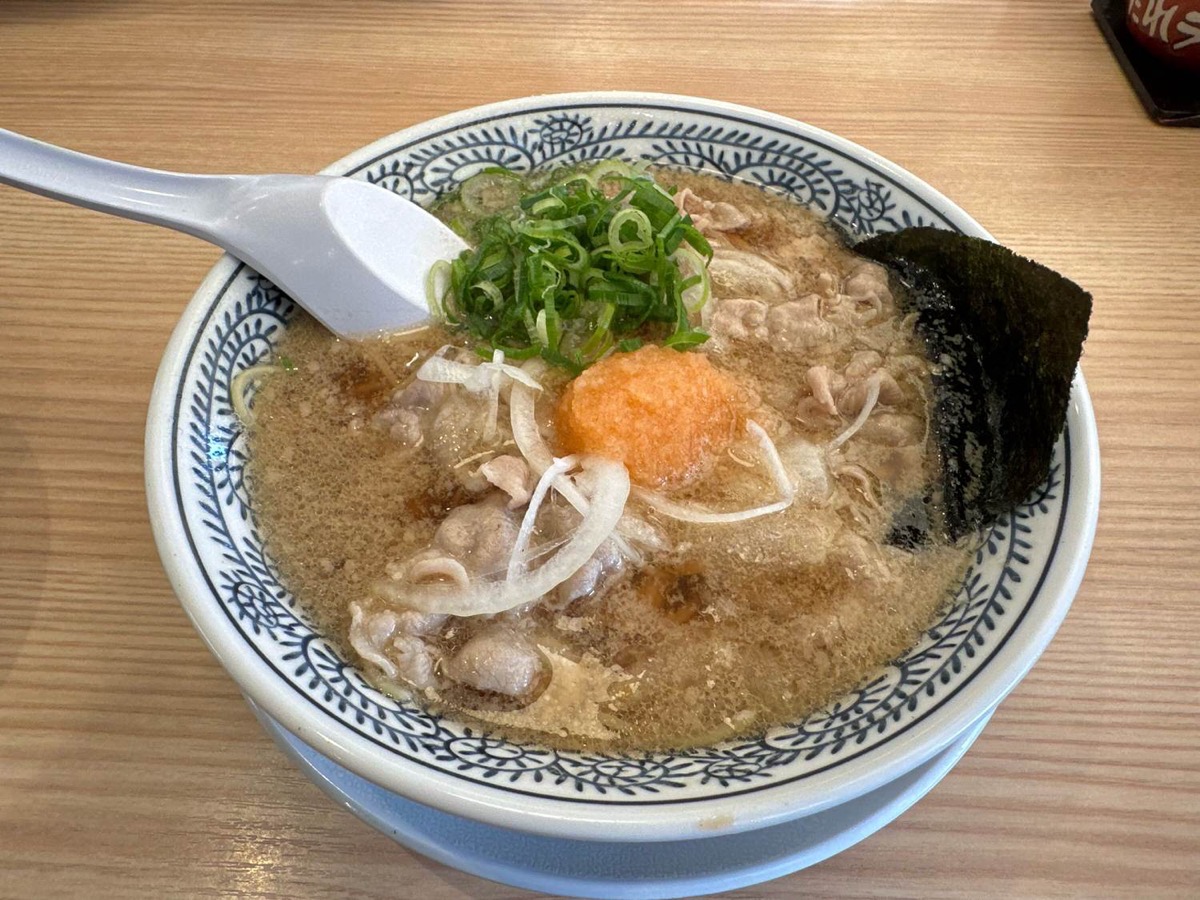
left=673, top=245, right=712, bottom=314
left=608, top=208, right=653, bottom=254
left=425, top=259, right=452, bottom=318
left=585, top=158, right=640, bottom=187
left=432, top=161, right=712, bottom=370
left=663, top=330, right=710, bottom=350
left=459, top=169, right=524, bottom=215
left=471, top=279, right=505, bottom=310
left=529, top=196, right=567, bottom=216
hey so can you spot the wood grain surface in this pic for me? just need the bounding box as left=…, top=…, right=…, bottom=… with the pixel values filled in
left=2, top=1, right=1198, bottom=897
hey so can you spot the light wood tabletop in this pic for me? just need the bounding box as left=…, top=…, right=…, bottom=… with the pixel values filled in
left=2, top=1, right=1197, bottom=897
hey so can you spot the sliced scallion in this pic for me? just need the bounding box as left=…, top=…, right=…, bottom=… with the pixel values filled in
left=430, top=161, right=713, bottom=369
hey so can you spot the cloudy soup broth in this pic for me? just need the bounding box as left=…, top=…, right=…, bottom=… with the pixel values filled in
left=245, top=166, right=972, bottom=752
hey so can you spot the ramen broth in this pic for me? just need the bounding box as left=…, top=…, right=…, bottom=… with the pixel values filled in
left=246, top=170, right=972, bottom=751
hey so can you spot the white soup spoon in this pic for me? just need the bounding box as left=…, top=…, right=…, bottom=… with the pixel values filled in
left=0, top=129, right=468, bottom=337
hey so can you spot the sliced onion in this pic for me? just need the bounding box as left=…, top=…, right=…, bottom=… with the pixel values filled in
left=229, top=363, right=281, bottom=424
left=381, top=457, right=630, bottom=617
left=827, top=372, right=882, bottom=452
left=509, top=362, right=554, bottom=473
left=634, top=493, right=791, bottom=525
left=748, top=420, right=796, bottom=501
left=475, top=533, right=570, bottom=581
left=508, top=454, right=578, bottom=582
left=509, top=368, right=591, bottom=514
left=509, top=372, right=647, bottom=562
left=482, top=349, right=504, bottom=442
left=634, top=421, right=795, bottom=525
left=409, top=557, right=471, bottom=588
left=615, top=513, right=669, bottom=553
left=416, top=354, right=543, bottom=394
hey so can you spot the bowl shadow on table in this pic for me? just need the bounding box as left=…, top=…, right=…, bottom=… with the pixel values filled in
left=0, top=418, right=44, bottom=689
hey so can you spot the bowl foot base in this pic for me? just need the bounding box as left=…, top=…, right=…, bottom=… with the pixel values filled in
left=249, top=699, right=991, bottom=899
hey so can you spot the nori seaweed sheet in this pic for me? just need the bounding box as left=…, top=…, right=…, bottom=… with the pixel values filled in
left=855, top=228, right=1092, bottom=540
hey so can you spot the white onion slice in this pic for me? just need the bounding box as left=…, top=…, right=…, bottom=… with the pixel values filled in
left=229, top=363, right=280, bottom=424
left=827, top=372, right=882, bottom=452
left=416, top=354, right=543, bottom=394
left=509, top=369, right=591, bottom=515
left=382, top=457, right=630, bottom=617
left=748, top=420, right=797, bottom=501
left=509, top=364, right=554, bottom=473
left=482, top=349, right=504, bottom=442
left=408, top=557, right=471, bottom=588
left=634, top=493, right=791, bottom=526
left=507, top=454, right=578, bottom=582
left=634, top=420, right=795, bottom=525
left=614, top=514, right=669, bottom=552
left=509, top=360, right=653, bottom=563
left=475, top=533, right=571, bottom=581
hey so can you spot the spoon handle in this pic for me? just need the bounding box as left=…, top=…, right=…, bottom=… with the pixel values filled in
left=0, top=128, right=233, bottom=240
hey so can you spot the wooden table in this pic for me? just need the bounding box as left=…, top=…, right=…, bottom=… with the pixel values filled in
left=2, top=2, right=1197, bottom=896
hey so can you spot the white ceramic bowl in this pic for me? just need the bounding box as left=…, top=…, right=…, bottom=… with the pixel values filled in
left=146, top=92, right=1100, bottom=843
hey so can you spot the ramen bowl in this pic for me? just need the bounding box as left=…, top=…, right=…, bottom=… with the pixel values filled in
left=145, top=93, right=1100, bottom=843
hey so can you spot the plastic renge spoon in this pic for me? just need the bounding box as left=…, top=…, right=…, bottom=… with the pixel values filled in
left=0, top=129, right=468, bottom=338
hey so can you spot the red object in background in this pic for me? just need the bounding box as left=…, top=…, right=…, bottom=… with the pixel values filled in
left=1126, top=0, right=1200, bottom=71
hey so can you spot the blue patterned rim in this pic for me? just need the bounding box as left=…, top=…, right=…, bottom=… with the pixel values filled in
left=147, top=94, right=1099, bottom=841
